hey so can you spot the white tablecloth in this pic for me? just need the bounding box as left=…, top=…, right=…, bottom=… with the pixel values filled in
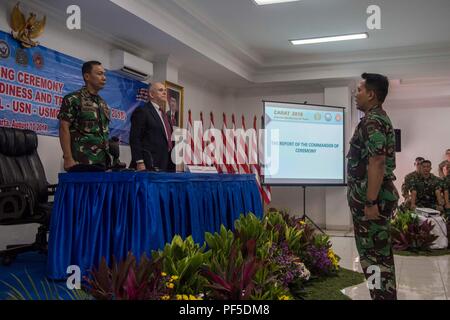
left=417, top=213, right=448, bottom=249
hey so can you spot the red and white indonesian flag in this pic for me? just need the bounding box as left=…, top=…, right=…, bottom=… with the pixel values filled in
left=206, top=112, right=224, bottom=172
left=193, top=112, right=204, bottom=165
left=184, top=110, right=194, bottom=166
left=237, top=115, right=251, bottom=174
left=231, top=114, right=241, bottom=174
left=223, top=113, right=238, bottom=173
left=253, top=116, right=271, bottom=204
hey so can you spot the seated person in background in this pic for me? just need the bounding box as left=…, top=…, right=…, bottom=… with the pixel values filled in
left=58, top=61, right=111, bottom=171
left=438, top=149, right=450, bottom=175
left=410, top=160, right=444, bottom=211
left=441, top=161, right=450, bottom=217
left=438, top=160, right=449, bottom=178
left=400, top=157, right=424, bottom=210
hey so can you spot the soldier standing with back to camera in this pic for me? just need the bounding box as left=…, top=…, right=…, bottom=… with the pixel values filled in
left=347, top=73, right=399, bottom=300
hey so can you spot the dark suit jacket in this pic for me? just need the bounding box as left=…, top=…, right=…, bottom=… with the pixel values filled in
left=129, top=102, right=175, bottom=172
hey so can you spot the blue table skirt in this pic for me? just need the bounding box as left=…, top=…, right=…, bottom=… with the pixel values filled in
left=46, top=172, right=263, bottom=280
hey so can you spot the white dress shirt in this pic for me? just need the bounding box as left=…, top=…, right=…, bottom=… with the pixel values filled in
left=153, top=102, right=170, bottom=140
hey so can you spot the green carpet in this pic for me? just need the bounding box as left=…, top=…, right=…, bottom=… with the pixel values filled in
left=394, top=249, right=450, bottom=257
left=300, top=268, right=365, bottom=300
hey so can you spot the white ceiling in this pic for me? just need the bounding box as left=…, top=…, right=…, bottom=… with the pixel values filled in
left=26, top=0, right=254, bottom=86
left=177, top=0, right=450, bottom=63
left=24, top=0, right=450, bottom=88
left=143, top=0, right=450, bottom=87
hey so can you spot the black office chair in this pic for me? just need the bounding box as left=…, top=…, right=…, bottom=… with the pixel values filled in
left=0, top=127, right=56, bottom=266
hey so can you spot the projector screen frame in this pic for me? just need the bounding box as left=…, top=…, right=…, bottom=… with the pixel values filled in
left=261, top=99, right=347, bottom=187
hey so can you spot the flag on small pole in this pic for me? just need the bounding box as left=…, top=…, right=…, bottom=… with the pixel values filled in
left=238, top=115, right=251, bottom=174
left=253, top=115, right=271, bottom=204
left=223, top=113, right=238, bottom=173
left=184, top=110, right=194, bottom=166
left=193, top=112, right=204, bottom=165
left=206, top=112, right=221, bottom=171
left=231, top=114, right=240, bottom=174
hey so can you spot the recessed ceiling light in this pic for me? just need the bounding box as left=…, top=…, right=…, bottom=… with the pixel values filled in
left=290, top=33, right=369, bottom=45
left=253, top=0, right=301, bottom=5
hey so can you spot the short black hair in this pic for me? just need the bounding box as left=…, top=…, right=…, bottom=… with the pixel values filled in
left=361, top=73, right=389, bottom=103
left=422, top=160, right=432, bottom=166
left=415, top=157, right=425, bottom=163
left=82, top=61, right=102, bottom=77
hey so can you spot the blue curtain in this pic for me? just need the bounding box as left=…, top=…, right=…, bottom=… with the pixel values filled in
left=47, top=172, right=263, bottom=280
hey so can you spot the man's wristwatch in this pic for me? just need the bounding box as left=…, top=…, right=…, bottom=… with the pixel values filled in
left=365, top=199, right=379, bottom=207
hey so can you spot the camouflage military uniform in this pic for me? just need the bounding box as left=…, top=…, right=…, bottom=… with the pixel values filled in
left=402, top=171, right=421, bottom=198
left=58, top=87, right=111, bottom=167
left=400, top=171, right=421, bottom=211
left=441, top=176, right=450, bottom=217
left=347, top=105, right=398, bottom=300
left=411, top=174, right=441, bottom=209
left=440, top=176, right=447, bottom=189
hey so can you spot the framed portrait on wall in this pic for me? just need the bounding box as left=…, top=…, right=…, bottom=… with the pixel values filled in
left=165, top=81, right=184, bottom=128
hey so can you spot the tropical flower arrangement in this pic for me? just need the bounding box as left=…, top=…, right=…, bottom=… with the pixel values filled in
left=268, top=242, right=311, bottom=288
left=3, top=209, right=341, bottom=300
left=271, top=210, right=340, bottom=276
left=85, top=209, right=340, bottom=300
left=390, top=210, right=438, bottom=251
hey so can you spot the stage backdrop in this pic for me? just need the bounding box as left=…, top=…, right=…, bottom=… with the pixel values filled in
left=0, top=30, right=147, bottom=144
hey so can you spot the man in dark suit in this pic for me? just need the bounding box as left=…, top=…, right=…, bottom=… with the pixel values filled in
left=129, top=82, right=175, bottom=172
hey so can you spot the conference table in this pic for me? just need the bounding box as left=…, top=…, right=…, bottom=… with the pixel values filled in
left=46, top=172, right=263, bottom=280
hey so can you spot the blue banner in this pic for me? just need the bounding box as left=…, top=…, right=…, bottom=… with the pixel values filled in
left=0, top=31, right=148, bottom=144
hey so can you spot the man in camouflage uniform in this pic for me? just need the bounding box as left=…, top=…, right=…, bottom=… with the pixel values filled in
left=347, top=73, right=398, bottom=300
left=410, top=160, right=443, bottom=211
left=400, top=157, right=424, bottom=210
left=438, top=149, right=450, bottom=177
left=441, top=162, right=450, bottom=218
left=58, top=61, right=111, bottom=171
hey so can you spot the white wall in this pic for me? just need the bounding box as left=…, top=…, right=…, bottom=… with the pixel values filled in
left=391, top=105, right=450, bottom=184
left=178, top=71, right=227, bottom=126
left=324, top=87, right=353, bottom=231
left=385, top=83, right=450, bottom=196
